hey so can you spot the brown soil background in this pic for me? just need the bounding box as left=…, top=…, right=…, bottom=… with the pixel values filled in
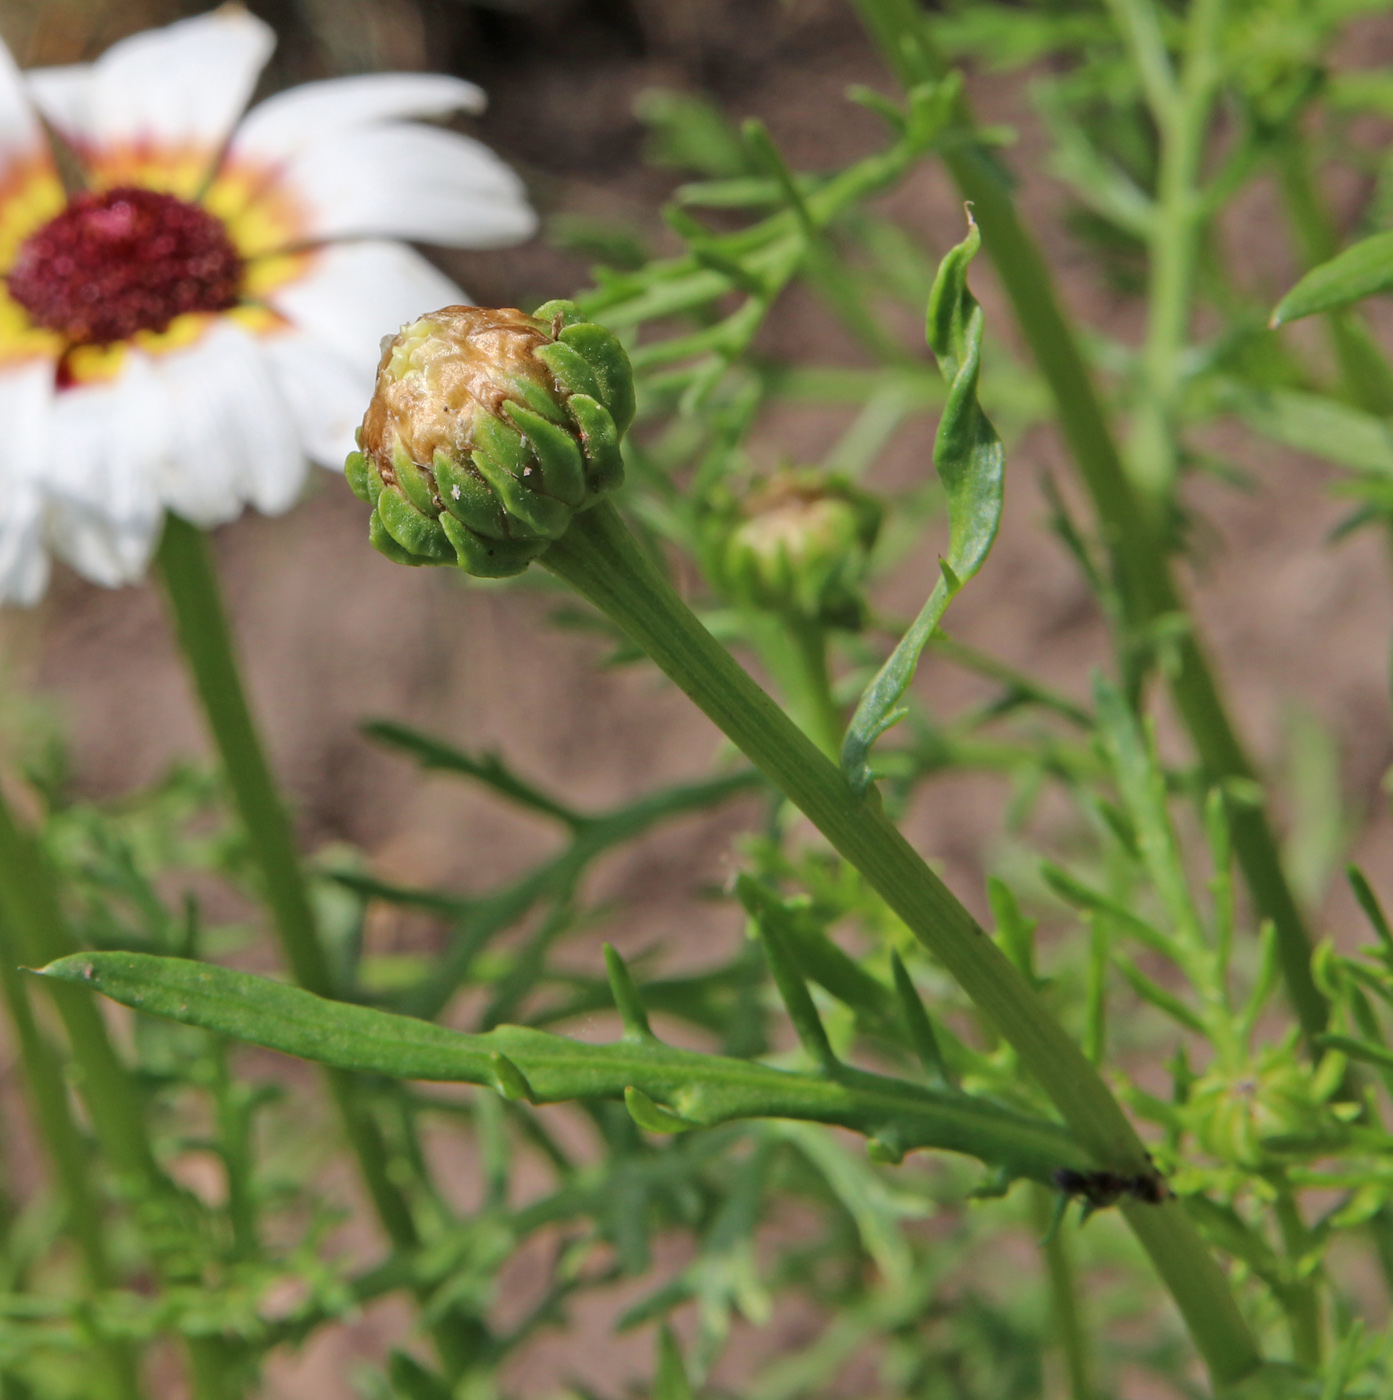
left=4, top=0, right=1393, bottom=1394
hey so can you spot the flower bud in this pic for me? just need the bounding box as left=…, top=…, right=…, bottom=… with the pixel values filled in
left=703, top=470, right=880, bottom=628
left=1185, top=1052, right=1323, bottom=1169
left=345, top=300, right=635, bottom=576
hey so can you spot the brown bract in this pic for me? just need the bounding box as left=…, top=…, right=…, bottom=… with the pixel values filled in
left=360, top=305, right=559, bottom=486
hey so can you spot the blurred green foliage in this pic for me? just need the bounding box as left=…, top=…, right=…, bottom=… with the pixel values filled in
left=12, top=1, right=1393, bottom=1397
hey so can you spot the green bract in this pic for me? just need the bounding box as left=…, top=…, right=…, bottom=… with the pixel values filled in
left=345, top=300, right=635, bottom=577
left=703, top=470, right=881, bottom=628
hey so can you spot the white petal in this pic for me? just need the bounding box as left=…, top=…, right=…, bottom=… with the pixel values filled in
left=268, top=124, right=536, bottom=249
left=0, top=39, right=48, bottom=169
left=149, top=321, right=306, bottom=524
left=267, top=240, right=466, bottom=382
left=0, top=363, right=53, bottom=604
left=44, top=494, right=160, bottom=588
left=43, top=361, right=167, bottom=586
left=231, top=72, right=485, bottom=165
left=28, top=9, right=274, bottom=157
left=259, top=333, right=372, bottom=470
left=22, top=65, right=88, bottom=148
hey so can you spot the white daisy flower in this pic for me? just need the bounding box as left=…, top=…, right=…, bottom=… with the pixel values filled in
left=0, top=5, right=535, bottom=602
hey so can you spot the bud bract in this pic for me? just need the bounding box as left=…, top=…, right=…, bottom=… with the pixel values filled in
left=704, top=470, right=881, bottom=628
left=346, top=301, right=635, bottom=576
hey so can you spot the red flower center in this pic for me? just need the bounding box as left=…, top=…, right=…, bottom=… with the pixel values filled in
left=7, top=185, right=243, bottom=346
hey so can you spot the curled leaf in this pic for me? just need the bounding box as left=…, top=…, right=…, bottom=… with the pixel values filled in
left=842, top=216, right=1004, bottom=791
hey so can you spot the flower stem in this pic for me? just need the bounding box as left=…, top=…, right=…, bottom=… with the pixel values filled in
left=786, top=619, right=846, bottom=760
left=543, top=500, right=1261, bottom=1387
left=154, top=513, right=476, bottom=1379
left=749, top=613, right=845, bottom=758
left=847, top=0, right=1328, bottom=1049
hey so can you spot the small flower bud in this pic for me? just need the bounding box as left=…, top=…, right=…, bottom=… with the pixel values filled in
left=703, top=470, right=881, bottom=628
left=345, top=300, right=635, bottom=576
left=1186, top=1055, right=1323, bottom=1169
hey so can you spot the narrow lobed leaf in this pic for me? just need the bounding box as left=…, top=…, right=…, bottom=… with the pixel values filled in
left=36, top=952, right=1086, bottom=1183
left=737, top=877, right=839, bottom=1074
left=890, top=951, right=952, bottom=1086
left=1348, top=865, right=1393, bottom=961
left=605, top=944, right=656, bottom=1040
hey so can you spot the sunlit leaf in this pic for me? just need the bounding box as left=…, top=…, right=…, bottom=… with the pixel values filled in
left=37, top=952, right=1086, bottom=1183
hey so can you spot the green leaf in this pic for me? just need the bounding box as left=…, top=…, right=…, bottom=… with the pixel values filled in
left=987, top=876, right=1041, bottom=986
left=387, top=1351, right=452, bottom=1400
left=635, top=88, right=753, bottom=180
left=37, top=952, right=1087, bottom=1183
left=890, top=951, right=951, bottom=1086
left=773, top=1120, right=925, bottom=1289
left=489, top=1051, right=532, bottom=1103
left=1038, top=862, right=1170, bottom=957
left=1318, top=1033, right=1393, bottom=1073
left=654, top=1326, right=695, bottom=1400
left=605, top=944, right=656, bottom=1040
left=1229, top=385, right=1393, bottom=477
left=363, top=720, right=584, bottom=827
left=1115, top=956, right=1208, bottom=1037
left=737, top=877, right=838, bottom=1074
left=1348, top=864, right=1393, bottom=959
left=1281, top=704, right=1348, bottom=910
left=625, top=1086, right=697, bottom=1134
left=1272, top=229, right=1393, bottom=325
left=842, top=217, right=1005, bottom=791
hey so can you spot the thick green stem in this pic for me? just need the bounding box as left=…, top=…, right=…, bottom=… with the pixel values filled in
left=544, top=500, right=1261, bottom=1386
left=154, top=513, right=475, bottom=1379
left=846, top=0, right=1328, bottom=1048
left=1030, top=1186, right=1093, bottom=1400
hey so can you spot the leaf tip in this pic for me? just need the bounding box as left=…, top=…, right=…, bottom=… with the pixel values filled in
left=604, top=943, right=655, bottom=1040
left=490, top=1051, right=532, bottom=1103
left=624, top=1085, right=696, bottom=1134
left=27, top=954, right=93, bottom=984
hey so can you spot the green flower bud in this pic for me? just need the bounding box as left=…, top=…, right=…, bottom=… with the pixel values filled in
left=1185, top=1050, right=1325, bottom=1169
left=703, top=470, right=881, bottom=628
left=345, top=300, right=635, bottom=577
